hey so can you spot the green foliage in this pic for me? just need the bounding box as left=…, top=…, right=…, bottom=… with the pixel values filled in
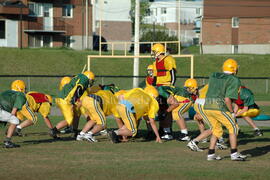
left=140, top=30, right=179, bottom=53
left=130, top=0, right=150, bottom=35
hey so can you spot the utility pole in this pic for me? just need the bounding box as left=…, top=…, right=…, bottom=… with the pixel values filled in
left=178, top=0, right=181, bottom=54
left=86, top=0, right=88, bottom=49
left=133, top=0, right=140, bottom=88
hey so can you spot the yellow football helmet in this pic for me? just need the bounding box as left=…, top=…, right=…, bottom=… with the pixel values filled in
left=59, top=76, right=71, bottom=91
left=151, top=43, right=166, bottom=58
left=184, top=78, right=198, bottom=94
left=11, top=80, right=26, bottom=93
left=147, top=64, right=154, bottom=76
left=144, top=86, right=159, bottom=98
left=83, top=71, right=95, bottom=80
left=222, top=58, right=238, bottom=74
left=45, top=94, right=53, bottom=104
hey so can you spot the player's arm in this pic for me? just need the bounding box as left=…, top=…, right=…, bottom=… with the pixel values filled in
left=169, top=68, right=176, bottom=85
left=148, top=117, right=162, bottom=143
left=224, top=97, right=234, bottom=113
left=71, top=85, right=84, bottom=105
left=11, top=107, right=18, bottom=116
left=235, top=106, right=248, bottom=117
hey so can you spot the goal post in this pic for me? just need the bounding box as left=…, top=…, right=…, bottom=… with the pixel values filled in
left=87, top=54, right=194, bottom=88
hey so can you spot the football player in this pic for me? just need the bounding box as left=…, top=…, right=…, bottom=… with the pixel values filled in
left=157, top=81, right=194, bottom=141
left=151, top=43, right=177, bottom=140
left=51, top=71, right=95, bottom=137
left=15, top=91, right=55, bottom=138
left=76, top=89, right=121, bottom=142
left=203, top=59, right=247, bottom=161
left=0, top=80, right=27, bottom=148
left=108, top=86, right=162, bottom=143
left=186, top=83, right=227, bottom=152
left=234, top=86, right=263, bottom=136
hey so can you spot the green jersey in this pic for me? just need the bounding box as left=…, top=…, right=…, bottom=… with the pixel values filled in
left=204, top=72, right=240, bottom=112
left=240, top=87, right=255, bottom=107
left=157, top=86, right=190, bottom=99
left=57, top=73, right=89, bottom=101
left=0, top=90, right=26, bottom=112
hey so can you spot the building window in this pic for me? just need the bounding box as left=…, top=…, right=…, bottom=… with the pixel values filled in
left=196, top=8, right=201, bottom=15
left=232, top=17, right=239, bottom=28
left=161, top=7, right=167, bottom=14
left=29, top=35, right=52, bottom=47
left=63, top=4, right=73, bottom=18
left=29, top=3, right=43, bottom=17
left=232, top=45, right=238, bottom=54
left=0, top=20, right=5, bottom=39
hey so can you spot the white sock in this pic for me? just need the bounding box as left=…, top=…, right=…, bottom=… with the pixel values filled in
left=181, top=129, right=188, bottom=134
left=114, top=130, right=119, bottom=135
left=87, top=131, right=93, bottom=135
left=254, top=128, right=259, bottom=130
left=80, top=131, right=86, bottom=135
left=16, top=125, right=22, bottom=129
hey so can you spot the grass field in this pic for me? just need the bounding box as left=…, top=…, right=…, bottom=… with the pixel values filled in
left=0, top=116, right=270, bottom=180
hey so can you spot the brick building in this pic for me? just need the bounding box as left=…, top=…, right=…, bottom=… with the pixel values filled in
left=0, top=0, right=92, bottom=50
left=202, top=0, right=270, bottom=54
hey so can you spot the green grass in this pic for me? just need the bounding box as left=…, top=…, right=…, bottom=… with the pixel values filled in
left=0, top=116, right=270, bottom=180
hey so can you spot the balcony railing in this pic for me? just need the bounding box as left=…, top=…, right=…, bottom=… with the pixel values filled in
left=26, top=17, right=73, bottom=34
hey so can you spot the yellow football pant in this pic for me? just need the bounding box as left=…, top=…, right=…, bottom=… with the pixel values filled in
left=116, top=104, right=138, bottom=137
left=193, top=103, right=212, bottom=129
left=81, top=96, right=106, bottom=127
left=238, top=108, right=260, bottom=118
left=55, top=98, right=74, bottom=125
left=17, top=107, right=37, bottom=124
left=204, top=109, right=239, bottom=138
left=172, top=101, right=193, bottom=121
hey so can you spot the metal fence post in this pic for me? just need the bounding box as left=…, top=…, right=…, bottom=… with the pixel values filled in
left=27, top=77, right=31, bottom=92
left=266, top=79, right=269, bottom=94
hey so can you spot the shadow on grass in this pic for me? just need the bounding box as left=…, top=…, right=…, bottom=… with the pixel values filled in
left=238, top=137, right=270, bottom=145
left=20, top=136, right=75, bottom=145
left=241, top=145, right=270, bottom=157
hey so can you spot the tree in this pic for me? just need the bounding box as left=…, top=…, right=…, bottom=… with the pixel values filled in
left=130, top=0, right=150, bottom=35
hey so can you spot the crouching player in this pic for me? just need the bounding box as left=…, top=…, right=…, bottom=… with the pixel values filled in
left=15, top=91, right=55, bottom=138
left=0, top=80, right=27, bottom=148
left=51, top=71, right=95, bottom=138
left=234, top=86, right=263, bottom=136
left=157, top=81, right=195, bottom=141
left=108, top=86, right=162, bottom=143
left=76, top=89, right=121, bottom=142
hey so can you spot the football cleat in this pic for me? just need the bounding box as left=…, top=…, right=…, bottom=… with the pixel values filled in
left=200, top=138, right=208, bottom=143
left=178, top=133, right=190, bottom=141
left=15, top=128, right=23, bottom=137
left=3, top=141, right=20, bottom=148
left=207, top=154, right=222, bottom=161
left=108, top=131, right=120, bottom=144
left=49, top=128, right=59, bottom=139
left=231, top=152, right=247, bottom=161
left=161, top=134, right=173, bottom=141
left=216, top=142, right=228, bottom=150
left=187, top=140, right=203, bottom=152
left=254, top=129, right=263, bottom=136
left=76, top=134, right=85, bottom=141
left=60, top=126, right=74, bottom=134
left=84, top=133, right=98, bottom=143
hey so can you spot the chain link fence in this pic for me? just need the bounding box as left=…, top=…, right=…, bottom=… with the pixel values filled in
left=0, top=75, right=269, bottom=99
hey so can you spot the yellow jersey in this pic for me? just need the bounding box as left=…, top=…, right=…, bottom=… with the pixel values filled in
left=123, top=88, right=159, bottom=119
